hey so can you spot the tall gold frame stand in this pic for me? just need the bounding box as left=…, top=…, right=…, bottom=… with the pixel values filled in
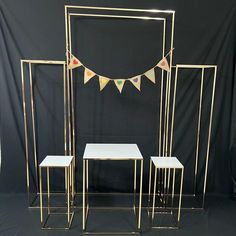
left=64, top=5, right=175, bottom=161
left=169, top=64, right=217, bottom=209
left=20, top=60, right=69, bottom=207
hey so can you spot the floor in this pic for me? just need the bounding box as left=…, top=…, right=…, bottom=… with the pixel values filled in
left=0, top=194, right=236, bottom=236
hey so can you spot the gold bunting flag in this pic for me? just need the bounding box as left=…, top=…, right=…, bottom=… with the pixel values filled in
left=129, top=76, right=141, bottom=91
left=68, top=54, right=82, bottom=69
left=84, top=68, right=96, bottom=84
left=99, top=76, right=110, bottom=91
left=114, top=79, right=125, bottom=93
left=144, top=68, right=156, bottom=83
left=156, top=57, right=170, bottom=72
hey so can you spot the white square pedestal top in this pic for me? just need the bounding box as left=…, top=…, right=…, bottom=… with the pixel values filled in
left=83, top=143, right=143, bottom=160
left=151, top=156, right=183, bottom=169
left=39, top=155, right=73, bottom=167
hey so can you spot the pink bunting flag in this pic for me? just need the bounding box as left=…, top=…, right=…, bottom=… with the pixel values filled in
left=156, top=57, right=170, bottom=72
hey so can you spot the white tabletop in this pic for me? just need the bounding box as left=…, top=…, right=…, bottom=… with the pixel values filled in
left=39, top=155, right=74, bottom=167
left=151, top=157, right=183, bottom=169
left=83, top=144, right=143, bottom=160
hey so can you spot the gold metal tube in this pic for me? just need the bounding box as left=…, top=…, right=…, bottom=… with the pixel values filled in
left=138, top=160, right=143, bottom=229
left=162, top=75, right=168, bottom=156
left=134, top=160, right=137, bottom=194
left=65, top=6, right=72, bottom=156
left=86, top=160, right=89, bottom=210
left=72, top=157, right=75, bottom=199
left=39, top=167, right=43, bottom=223
left=47, top=167, right=50, bottom=214
left=169, top=67, right=178, bottom=155
left=64, top=168, right=67, bottom=194
left=29, top=63, right=39, bottom=193
left=65, top=167, right=68, bottom=204
left=63, top=63, right=67, bottom=155
left=157, top=168, right=161, bottom=196
left=82, top=160, right=86, bottom=230
left=159, top=19, right=166, bottom=156
left=148, top=159, right=152, bottom=205
left=194, top=68, right=204, bottom=195
left=21, top=60, right=64, bottom=64
left=152, top=167, right=157, bottom=220
left=178, top=168, right=184, bottom=223
left=163, top=168, right=167, bottom=205
left=67, top=167, right=70, bottom=223
left=202, top=66, right=217, bottom=208
left=68, top=14, right=76, bottom=159
left=69, top=163, right=72, bottom=199
left=171, top=168, right=176, bottom=212
left=166, top=168, right=171, bottom=205
left=21, top=61, right=30, bottom=202
left=69, top=13, right=165, bottom=21
left=86, top=160, right=89, bottom=193
left=176, top=64, right=216, bottom=69
left=65, top=5, right=175, bottom=14
left=165, top=12, right=175, bottom=156
left=67, top=73, right=71, bottom=156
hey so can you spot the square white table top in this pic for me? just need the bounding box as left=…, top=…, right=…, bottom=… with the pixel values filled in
left=151, top=157, right=183, bottom=169
left=39, top=155, right=73, bottom=167
left=83, top=144, right=143, bottom=160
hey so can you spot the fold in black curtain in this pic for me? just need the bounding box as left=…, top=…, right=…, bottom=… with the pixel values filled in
left=0, top=0, right=236, bottom=194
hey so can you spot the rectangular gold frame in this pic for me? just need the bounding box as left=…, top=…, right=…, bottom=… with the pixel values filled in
left=65, top=5, right=175, bottom=233
left=169, top=64, right=217, bottom=208
left=20, top=60, right=68, bottom=207
left=64, top=3, right=175, bottom=184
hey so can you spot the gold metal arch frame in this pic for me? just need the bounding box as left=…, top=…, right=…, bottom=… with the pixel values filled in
left=65, top=5, right=175, bottom=234
left=65, top=5, right=175, bottom=161
left=65, top=4, right=175, bottom=162
left=169, top=64, right=217, bottom=209
left=20, top=60, right=68, bottom=207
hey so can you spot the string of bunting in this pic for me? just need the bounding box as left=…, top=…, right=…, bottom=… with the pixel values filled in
left=67, top=49, right=173, bottom=93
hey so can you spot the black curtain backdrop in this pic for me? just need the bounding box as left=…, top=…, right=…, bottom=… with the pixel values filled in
left=0, top=0, right=236, bottom=195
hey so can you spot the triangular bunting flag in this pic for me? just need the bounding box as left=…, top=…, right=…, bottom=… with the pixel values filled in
left=129, top=76, right=141, bottom=91
left=114, top=79, right=125, bottom=93
left=84, top=68, right=96, bottom=84
left=144, top=68, right=156, bottom=83
left=156, top=57, right=170, bottom=72
left=68, top=54, right=82, bottom=70
left=99, top=76, right=110, bottom=91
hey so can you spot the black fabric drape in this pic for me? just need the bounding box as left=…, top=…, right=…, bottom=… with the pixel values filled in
left=0, top=0, right=236, bottom=194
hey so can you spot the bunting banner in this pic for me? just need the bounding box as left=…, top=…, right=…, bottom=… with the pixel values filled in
left=67, top=50, right=172, bottom=93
